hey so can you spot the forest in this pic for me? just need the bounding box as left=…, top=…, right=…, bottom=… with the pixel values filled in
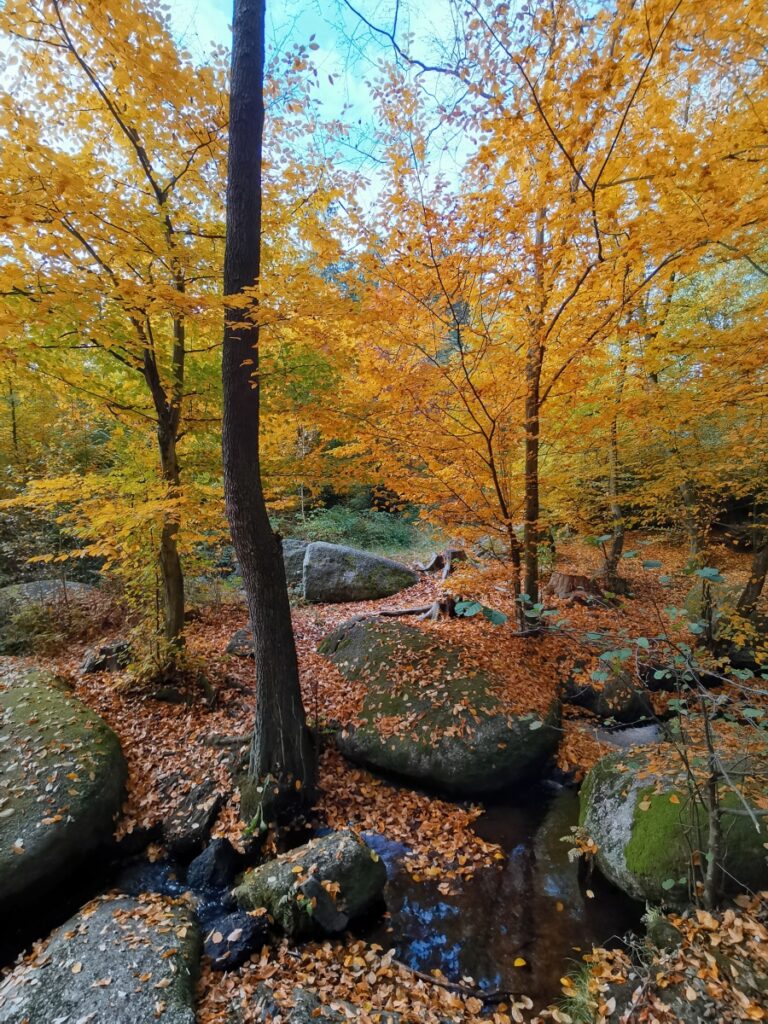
left=0, top=0, right=766, bottom=1022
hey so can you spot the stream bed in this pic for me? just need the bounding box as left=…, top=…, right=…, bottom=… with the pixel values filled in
left=359, top=783, right=642, bottom=1007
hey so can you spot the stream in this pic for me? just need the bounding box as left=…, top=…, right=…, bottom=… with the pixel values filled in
left=359, top=782, right=641, bottom=1007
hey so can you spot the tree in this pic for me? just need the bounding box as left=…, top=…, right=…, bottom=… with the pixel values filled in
left=222, top=0, right=316, bottom=825
left=0, top=0, right=227, bottom=646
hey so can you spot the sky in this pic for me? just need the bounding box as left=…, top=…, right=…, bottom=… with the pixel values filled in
left=166, top=0, right=460, bottom=171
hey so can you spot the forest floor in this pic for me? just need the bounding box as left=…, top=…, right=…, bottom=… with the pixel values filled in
left=4, top=531, right=768, bottom=1023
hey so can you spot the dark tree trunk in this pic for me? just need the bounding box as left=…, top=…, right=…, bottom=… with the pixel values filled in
left=222, top=0, right=315, bottom=826
left=737, top=531, right=768, bottom=619
left=157, top=418, right=185, bottom=643
left=523, top=337, right=542, bottom=604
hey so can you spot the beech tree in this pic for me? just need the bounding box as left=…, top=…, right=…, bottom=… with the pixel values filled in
left=222, top=0, right=316, bottom=824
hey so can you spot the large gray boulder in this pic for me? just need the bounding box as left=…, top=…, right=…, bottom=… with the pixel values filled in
left=282, top=538, right=310, bottom=588
left=580, top=739, right=768, bottom=904
left=302, top=542, right=418, bottom=603
left=0, top=668, right=127, bottom=917
left=0, top=579, right=95, bottom=627
left=234, top=828, right=386, bottom=939
left=0, top=894, right=200, bottom=1024
left=319, top=618, right=561, bottom=795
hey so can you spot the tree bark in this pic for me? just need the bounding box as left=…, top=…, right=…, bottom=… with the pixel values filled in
left=157, top=416, right=185, bottom=643
left=222, top=0, right=315, bottom=826
left=737, top=530, right=768, bottom=619
left=523, top=336, right=543, bottom=604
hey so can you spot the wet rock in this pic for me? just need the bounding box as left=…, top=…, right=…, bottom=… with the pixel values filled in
left=0, top=894, right=200, bottom=1024
left=563, top=670, right=653, bottom=724
left=113, top=859, right=186, bottom=898
left=234, top=828, right=386, bottom=939
left=302, top=542, right=418, bottom=603
left=187, top=838, right=241, bottom=890
left=162, top=778, right=224, bottom=860
left=282, top=539, right=310, bottom=588
left=203, top=909, right=268, bottom=970
left=579, top=739, right=768, bottom=904
left=320, top=617, right=561, bottom=795
left=0, top=668, right=127, bottom=919
left=226, top=627, right=254, bottom=658
left=81, top=640, right=132, bottom=673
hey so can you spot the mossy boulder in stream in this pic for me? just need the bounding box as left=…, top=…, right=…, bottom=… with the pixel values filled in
left=319, top=617, right=561, bottom=795
left=234, top=828, right=386, bottom=939
left=0, top=894, right=200, bottom=1024
left=0, top=667, right=127, bottom=917
left=579, top=737, right=768, bottom=904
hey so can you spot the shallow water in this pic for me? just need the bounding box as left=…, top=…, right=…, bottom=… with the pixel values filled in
left=360, top=784, right=641, bottom=1006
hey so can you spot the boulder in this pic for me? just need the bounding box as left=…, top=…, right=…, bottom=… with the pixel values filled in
left=0, top=578, right=95, bottom=626
left=563, top=670, right=653, bottom=724
left=226, top=627, right=254, bottom=658
left=319, top=618, right=561, bottom=795
left=579, top=739, right=768, bottom=904
left=0, top=668, right=127, bottom=918
left=162, top=778, right=224, bottom=860
left=203, top=909, right=268, bottom=970
left=187, top=837, right=241, bottom=891
left=0, top=894, right=200, bottom=1024
left=282, top=539, right=310, bottom=588
left=302, top=542, right=418, bottom=603
left=81, top=640, right=132, bottom=673
left=234, top=828, right=386, bottom=939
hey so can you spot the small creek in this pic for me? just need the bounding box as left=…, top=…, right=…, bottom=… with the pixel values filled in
left=359, top=782, right=641, bottom=1007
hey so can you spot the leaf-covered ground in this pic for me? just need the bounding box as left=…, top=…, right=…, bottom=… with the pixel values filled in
left=3, top=532, right=767, bottom=1022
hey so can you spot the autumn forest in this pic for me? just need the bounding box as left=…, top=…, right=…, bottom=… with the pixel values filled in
left=0, top=1, right=767, bottom=1022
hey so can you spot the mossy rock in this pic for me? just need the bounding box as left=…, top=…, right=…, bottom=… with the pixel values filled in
left=302, top=543, right=418, bottom=603
left=0, top=668, right=127, bottom=917
left=234, top=828, right=386, bottom=939
left=319, top=617, right=561, bottom=795
left=579, top=740, right=768, bottom=904
left=0, top=894, right=200, bottom=1024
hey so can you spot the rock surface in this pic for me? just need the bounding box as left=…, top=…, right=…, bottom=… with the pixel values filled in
left=320, top=617, right=561, bottom=795
left=187, top=837, right=241, bottom=890
left=250, top=985, right=403, bottom=1023
left=81, top=640, right=132, bottom=673
left=0, top=579, right=95, bottom=625
left=579, top=740, right=768, bottom=904
left=234, top=828, right=386, bottom=939
left=226, top=627, right=254, bottom=658
left=302, top=542, right=418, bottom=603
left=0, top=894, right=200, bottom=1024
left=202, top=909, right=268, bottom=970
left=282, top=539, right=310, bottom=588
left=563, top=670, right=653, bottom=724
left=161, top=777, right=224, bottom=860
left=0, top=668, right=127, bottom=917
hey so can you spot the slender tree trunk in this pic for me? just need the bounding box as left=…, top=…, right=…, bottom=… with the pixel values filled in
left=222, top=0, right=315, bottom=826
left=523, top=336, right=543, bottom=603
left=157, top=418, right=185, bottom=643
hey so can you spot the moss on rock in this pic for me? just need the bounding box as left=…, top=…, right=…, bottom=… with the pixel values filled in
left=0, top=668, right=127, bottom=916
left=579, top=741, right=768, bottom=904
left=234, top=828, right=386, bottom=939
left=320, top=617, right=561, bottom=796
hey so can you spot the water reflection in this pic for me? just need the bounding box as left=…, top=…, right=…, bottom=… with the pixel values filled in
left=361, top=786, right=640, bottom=1005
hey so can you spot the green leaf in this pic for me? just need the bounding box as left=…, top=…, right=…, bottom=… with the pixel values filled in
left=622, top=550, right=638, bottom=559
left=661, top=878, right=676, bottom=891
left=742, top=707, right=763, bottom=719
left=635, top=637, right=650, bottom=650
left=455, top=600, right=482, bottom=618
left=528, top=719, right=543, bottom=730
left=695, top=566, right=725, bottom=583
left=599, top=648, right=633, bottom=662
left=642, top=560, right=663, bottom=569
left=482, top=606, right=508, bottom=626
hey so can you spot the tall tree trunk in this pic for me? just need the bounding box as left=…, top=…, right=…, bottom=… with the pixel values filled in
left=157, top=416, right=185, bottom=643
left=222, top=0, right=315, bottom=827
left=523, top=333, right=543, bottom=604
